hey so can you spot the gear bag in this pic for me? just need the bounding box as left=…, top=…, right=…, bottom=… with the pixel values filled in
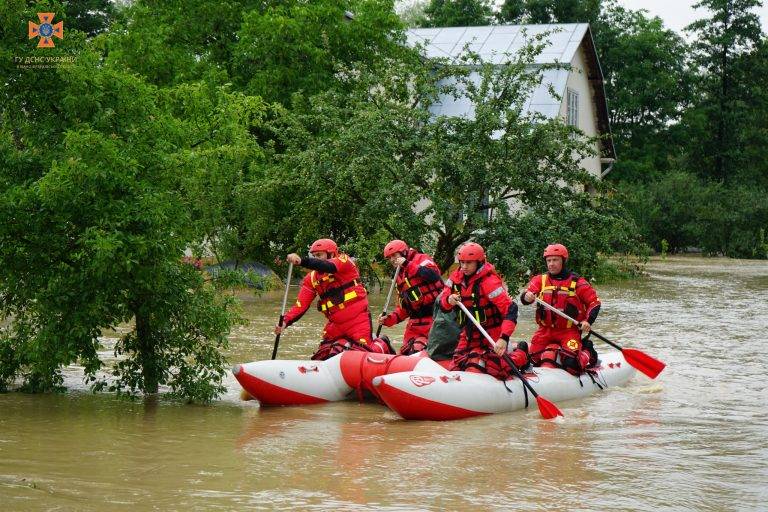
left=426, top=297, right=461, bottom=361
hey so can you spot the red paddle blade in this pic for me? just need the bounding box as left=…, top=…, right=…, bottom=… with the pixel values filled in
left=535, top=396, right=563, bottom=420
left=622, top=348, right=666, bottom=379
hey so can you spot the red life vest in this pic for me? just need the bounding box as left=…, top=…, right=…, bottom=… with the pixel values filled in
left=396, top=249, right=444, bottom=318
left=310, top=254, right=367, bottom=318
left=535, top=273, right=586, bottom=329
left=447, top=267, right=504, bottom=339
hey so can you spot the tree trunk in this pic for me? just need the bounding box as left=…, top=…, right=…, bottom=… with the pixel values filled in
left=135, top=308, right=159, bottom=394
left=716, top=1, right=732, bottom=182
left=435, top=232, right=462, bottom=277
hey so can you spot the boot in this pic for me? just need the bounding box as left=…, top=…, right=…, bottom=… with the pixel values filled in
left=509, top=341, right=531, bottom=371
left=370, top=335, right=396, bottom=354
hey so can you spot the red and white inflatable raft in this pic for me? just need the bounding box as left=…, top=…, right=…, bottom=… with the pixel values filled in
left=233, top=351, right=448, bottom=406
left=373, top=351, right=636, bottom=421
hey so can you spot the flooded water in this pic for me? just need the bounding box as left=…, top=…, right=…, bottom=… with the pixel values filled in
left=2, top=256, right=767, bottom=511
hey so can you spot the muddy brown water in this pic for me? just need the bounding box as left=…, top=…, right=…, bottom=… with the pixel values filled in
left=2, top=256, right=767, bottom=511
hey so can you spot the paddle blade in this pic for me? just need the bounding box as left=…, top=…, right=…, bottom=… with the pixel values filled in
left=622, top=347, right=666, bottom=379
left=535, top=396, right=563, bottom=420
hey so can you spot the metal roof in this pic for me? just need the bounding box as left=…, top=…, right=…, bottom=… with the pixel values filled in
left=405, top=24, right=615, bottom=159
left=406, top=24, right=589, bottom=64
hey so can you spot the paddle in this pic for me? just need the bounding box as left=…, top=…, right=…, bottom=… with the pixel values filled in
left=532, top=297, right=665, bottom=379
left=375, top=264, right=402, bottom=338
left=455, top=301, right=563, bottom=419
left=271, top=262, right=294, bottom=360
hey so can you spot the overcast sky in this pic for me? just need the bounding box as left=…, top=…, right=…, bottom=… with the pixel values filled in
left=396, top=1, right=768, bottom=36
left=616, top=0, right=767, bottom=35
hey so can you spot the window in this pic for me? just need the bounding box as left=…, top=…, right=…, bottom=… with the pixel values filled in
left=566, top=88, right=578, bottom=127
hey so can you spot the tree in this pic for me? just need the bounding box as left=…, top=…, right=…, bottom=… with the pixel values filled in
left=63, top=0, right=117, bottom=37
left=0, top=2, right=266, bottom=399
left=737, top=37, right=768, bottom=187
left=242, top=36, right=643, bottom=283
left=232, top=0, right=405, bottom=104
left=685, top=0, right=764, bottom=182
left=617, top=170, right=768, bottom=257
left=420, top=0, right=494, bottom=27
left=594, top=1, right=692, bottom=182
left=103, top=0, right=263, bottom=87
left=497, top=0, right=602, bottom=25
left=398, top=0, right=430, bottom=27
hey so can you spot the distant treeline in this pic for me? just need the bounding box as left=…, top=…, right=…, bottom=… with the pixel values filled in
left=406, top=0, right=768, bottom=258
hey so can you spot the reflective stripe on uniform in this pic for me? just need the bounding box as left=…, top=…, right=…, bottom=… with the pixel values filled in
left=488, top=286, right=505, bottom=299
left=319, top=290, right=358, bottom=312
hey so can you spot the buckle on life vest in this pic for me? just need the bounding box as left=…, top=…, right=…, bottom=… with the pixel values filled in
left=403, top=285, right=422, bottom=302
left=456, top=306, right=486, bottom=326
left=320, top=290, right=359, bottom=312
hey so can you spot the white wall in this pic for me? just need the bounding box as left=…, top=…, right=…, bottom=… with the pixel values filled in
left=559, top=46, right=602, bottom=178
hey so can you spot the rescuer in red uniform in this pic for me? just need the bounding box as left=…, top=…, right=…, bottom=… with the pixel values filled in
left=376, top=240, right=444, bottom=355
left=520, top=243, right=601, bottom=374
left=275, top=238, right=391, bottom=360
left=440, top=242, right=527, bottom=379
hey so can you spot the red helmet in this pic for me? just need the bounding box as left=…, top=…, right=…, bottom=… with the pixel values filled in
left=457, top=242, right=486, bottom=262
left=543, top=243, right=569, bottom=260
left=310, top=238, right=338, bottom=256
left=383, top=240, right=408, bottom=258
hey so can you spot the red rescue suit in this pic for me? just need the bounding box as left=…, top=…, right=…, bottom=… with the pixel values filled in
left=283, top=254, right=381, bottom=360
left=380, top=249, right=444, bottom=355
left=440, top=263, right=518, bottom=380
left=522, top=271, right=601, bottom=373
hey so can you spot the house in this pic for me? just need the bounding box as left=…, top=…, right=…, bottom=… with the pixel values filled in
left=406, top=24, right=615, bottom=178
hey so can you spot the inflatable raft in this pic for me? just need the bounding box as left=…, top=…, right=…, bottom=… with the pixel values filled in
left=232, top=351, right=448, bottom=406
left=372, top=351, right=635, bottom=421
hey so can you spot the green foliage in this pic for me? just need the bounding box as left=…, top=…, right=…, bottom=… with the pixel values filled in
left=231, top=0, right=405, bottom=104
left=0, top=21, right=265, bottom=399
left=618, top=171, right=768, bottom=258
left=684, top=0, right=764, bottom=182
left=398, top=0, right=430, bottom=27
left=594, top=0, right=767, bottom=260
left=63, top=0, right=117, bottom=37
left=594, top=1, right=692, bottom=182
left=497, top=0, right=601, bottom=25
left=420, top=0, right=494, bottom=27
left=479, top=191, right=645, bottom=288
left=107, top=266, right=243, bottom=402
left=242, top=33, right=644, bottom=278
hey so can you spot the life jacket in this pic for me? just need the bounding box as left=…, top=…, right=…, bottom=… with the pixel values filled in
left=396, top=249, right=444, bottom=318
left=448, top=266, right=504, bottom=341
left=535, top=272, right=586, bottom=329
left=310, top=255, right=367, bottom=317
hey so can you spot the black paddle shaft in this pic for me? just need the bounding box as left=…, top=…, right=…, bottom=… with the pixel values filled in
left=503, top=352, right=541, bottom=399
left=457, top=302, right=540, bottom=398
left=271, top=314, right=284, bottom=360
left=376, top=264, right=402, bottom=338
left=586, top=330, right=622, bottom=351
